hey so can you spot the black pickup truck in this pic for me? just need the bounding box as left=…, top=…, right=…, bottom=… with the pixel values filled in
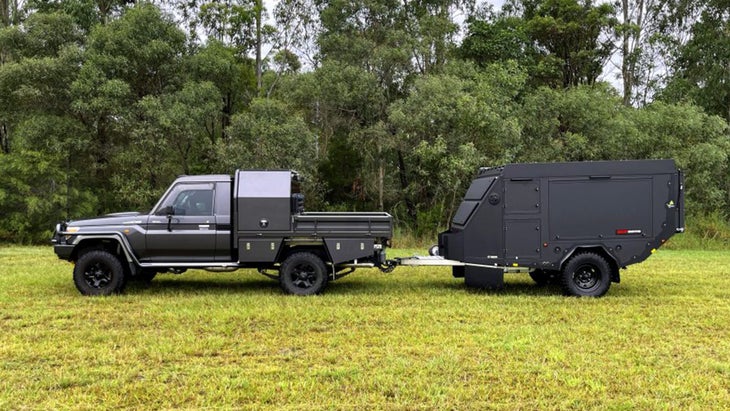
left=53, top=170, right=393, bottom=296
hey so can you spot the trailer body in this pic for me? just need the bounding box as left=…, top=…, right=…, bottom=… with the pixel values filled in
left=437, top=159, right=684, bottom=296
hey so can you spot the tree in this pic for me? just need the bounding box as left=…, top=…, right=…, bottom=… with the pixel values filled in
left=461, top=0, right=617, bottom=88
left=187, top=40, right=256, bottom=141
left=660, top=1, right=730, bottom=122
left=388, top=61, right=525, bottom=231
left=70, top=3, right=187, bottom=211
left=217, top=97, right=317, bottom=178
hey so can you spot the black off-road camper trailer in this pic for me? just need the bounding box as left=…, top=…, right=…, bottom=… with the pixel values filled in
left=435, top=159, right=684, bottom=296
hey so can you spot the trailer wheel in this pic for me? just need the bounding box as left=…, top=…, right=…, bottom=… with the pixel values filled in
left=279, top=252, right=328, bottom=296
left=529, top=269, right=558, bottom=286
left=561, top=253, right=611, bottom=297
left=73, top=250, right=126, bottom=296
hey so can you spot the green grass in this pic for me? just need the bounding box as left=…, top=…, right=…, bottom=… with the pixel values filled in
left=1, top=246, right=730, bottom=409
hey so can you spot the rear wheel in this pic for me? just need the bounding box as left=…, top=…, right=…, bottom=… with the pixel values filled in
left=73, top=250, right=126, bottom=296
left=279, top=252, right=328, bottom=296
left=561, top=253, right=611, bottom=297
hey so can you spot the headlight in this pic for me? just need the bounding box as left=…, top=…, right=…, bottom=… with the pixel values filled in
left=65, top=226, right=80, bottom=233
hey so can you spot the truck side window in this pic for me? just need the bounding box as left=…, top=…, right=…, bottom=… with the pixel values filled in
left=156, top=183, right=215, bottom=216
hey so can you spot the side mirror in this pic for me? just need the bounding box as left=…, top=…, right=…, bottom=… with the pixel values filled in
left=156, top=205, right=175, bottom=216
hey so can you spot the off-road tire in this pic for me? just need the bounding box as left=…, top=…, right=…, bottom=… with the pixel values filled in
left=279, top=252, right=328, bottom=296
left=73, top=250, right=126, bottom=296
left=561, top=252, right=611, bottom=297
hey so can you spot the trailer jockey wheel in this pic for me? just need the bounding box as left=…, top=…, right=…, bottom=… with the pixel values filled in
left=561, top=252, right=611, bottom=297
left=279, top=252, right=328, bottom=296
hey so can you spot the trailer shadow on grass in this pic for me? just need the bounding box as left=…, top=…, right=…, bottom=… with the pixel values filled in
left=325, top=276, right=570, bottom=298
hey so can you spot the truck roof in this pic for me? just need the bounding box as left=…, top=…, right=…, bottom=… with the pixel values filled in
left=174, top=174, right=231, bottom=183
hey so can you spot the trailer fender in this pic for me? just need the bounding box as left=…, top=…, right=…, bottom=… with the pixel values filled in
left=560, top=246, right=621, bottom=283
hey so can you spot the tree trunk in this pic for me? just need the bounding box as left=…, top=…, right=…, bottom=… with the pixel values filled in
left=622, top=0, right=631, bottom=106
left=397, top=149, right=416, bottom=223
left=0, top=123, right=9, bottom=154
left=256, top=0, right=262, bottom=92
left=378, top=159, right=384, bottom=211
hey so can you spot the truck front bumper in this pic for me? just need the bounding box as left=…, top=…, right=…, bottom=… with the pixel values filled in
left=53, top=244, right=75, bottom=261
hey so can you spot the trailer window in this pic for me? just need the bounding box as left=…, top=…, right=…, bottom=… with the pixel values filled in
left=464, top=177, right=495, bottom=200
left=452, top=201, right=479, bottom=226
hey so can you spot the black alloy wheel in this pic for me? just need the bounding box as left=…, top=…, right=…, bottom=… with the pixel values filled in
left=279, top=252, right=328, bottom=296
left=73, top=250, right=126, bottom=296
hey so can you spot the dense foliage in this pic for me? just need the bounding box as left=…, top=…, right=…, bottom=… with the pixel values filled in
left=0, top=0, right=728, bottom=243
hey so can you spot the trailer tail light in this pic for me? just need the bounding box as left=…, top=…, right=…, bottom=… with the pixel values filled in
left=616, top=229, right=642, bottom=235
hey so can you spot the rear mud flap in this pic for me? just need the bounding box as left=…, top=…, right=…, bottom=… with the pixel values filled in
left=464, top=266, right=504, bottom=289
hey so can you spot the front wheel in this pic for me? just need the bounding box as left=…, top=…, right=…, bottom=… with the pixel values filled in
left=561, top=253, right=611, bottom=297
left=279, top=252, right=328, bottom=296
left=73, top=250, right=126, bottom=296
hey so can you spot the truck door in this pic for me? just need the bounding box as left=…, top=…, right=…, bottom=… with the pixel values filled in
left=144, top=183, right=218, bottom=262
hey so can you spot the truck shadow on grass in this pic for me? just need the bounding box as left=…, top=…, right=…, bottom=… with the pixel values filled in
left=126, top=277, right=281, bottom=296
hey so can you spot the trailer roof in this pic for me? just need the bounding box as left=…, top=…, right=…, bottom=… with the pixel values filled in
left=480, top=159, right=677, bottom=179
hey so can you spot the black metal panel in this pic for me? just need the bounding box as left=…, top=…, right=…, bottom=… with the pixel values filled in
left=238, top=198, right=292, bottom=231
left=505, top=179, right=540, bottom=213
left=464, top=266, right=504, bottom=289
left=505, top=219, right=541, bottom=263
left=294, top=213, right=392, bottom=237
left=461, top=177, right=503, bottom=265
left=238, top=238, right=282, bottom=263
left=548, top=178, right=652, bottom=240
left=324, top=238, right=375, bottom=264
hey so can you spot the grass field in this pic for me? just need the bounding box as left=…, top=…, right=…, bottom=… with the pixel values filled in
left=1, top=246, right=729, bottom=410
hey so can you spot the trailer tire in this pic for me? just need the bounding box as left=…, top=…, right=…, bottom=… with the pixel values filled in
left=529, top=269, right=558, bottom=286
left=279, top=252, right=328, bottom=296
left=561, top=253, right=611, bottom=297
left=73, top=250, right=126, bottom=296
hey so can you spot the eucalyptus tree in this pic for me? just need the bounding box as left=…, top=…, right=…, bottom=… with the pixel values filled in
left=461, top=0, right=617, bottom=89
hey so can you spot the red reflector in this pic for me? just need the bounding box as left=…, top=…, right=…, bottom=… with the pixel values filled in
left=616, top=229, right=642, bottom=235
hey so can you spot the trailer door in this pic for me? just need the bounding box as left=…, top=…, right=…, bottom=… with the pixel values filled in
left=504, top=178, right=542, bottom=265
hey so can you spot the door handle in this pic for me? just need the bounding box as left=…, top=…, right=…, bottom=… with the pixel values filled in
left=199, top=225, right=210, bottom=230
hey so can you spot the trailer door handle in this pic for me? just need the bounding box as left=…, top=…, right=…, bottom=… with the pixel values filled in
left=589, top=175, right=611, bottom=180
